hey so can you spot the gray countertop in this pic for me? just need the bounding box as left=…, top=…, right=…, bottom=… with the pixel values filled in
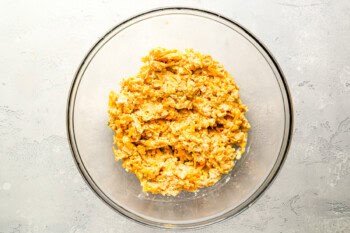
left=1, top=0, right=349, bottom=232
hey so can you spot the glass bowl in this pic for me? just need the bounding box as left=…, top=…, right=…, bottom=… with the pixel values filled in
left=67, top=7, right=293, bottom=229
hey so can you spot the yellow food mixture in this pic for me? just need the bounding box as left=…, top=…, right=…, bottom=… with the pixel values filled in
left=108, top=48, right=250, bottom=196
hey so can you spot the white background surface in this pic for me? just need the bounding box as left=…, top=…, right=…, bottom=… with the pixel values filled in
left=1, top=0, right=350, bottom=232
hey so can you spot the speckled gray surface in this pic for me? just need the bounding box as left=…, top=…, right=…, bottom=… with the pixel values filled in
left=1, top=0, right=350, bottom=232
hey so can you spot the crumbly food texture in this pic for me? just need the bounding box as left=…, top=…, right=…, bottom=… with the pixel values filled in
left=108, top=48, right=250, bottom=196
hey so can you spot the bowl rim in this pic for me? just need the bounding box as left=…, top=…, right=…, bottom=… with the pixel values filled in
left=66, top=6, right=294, bottom=229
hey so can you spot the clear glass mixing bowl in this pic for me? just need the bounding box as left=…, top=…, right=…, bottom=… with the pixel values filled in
left=67, top=7, right=293, bottom=229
